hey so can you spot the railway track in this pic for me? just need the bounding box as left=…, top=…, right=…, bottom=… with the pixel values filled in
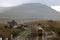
left=14, top=25, right=55, bottom=40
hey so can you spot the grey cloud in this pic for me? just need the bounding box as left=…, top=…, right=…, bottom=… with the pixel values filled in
left=30, top=0, right=60, bottom=6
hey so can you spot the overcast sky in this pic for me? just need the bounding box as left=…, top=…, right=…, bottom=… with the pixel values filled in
left=0, top=0, right=60, bottom=12
left=0, top=0, right=60, bottom=6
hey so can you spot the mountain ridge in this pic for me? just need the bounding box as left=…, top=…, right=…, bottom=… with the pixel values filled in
left=0, top=3, right=60, bottom=22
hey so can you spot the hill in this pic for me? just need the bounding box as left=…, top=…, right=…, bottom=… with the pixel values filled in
left=0, top=3, right=60, bottom=22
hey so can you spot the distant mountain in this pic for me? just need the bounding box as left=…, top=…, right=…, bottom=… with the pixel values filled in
left=0, top=7, right=11, bottom=13
left=0, top=3, right=60, bottom=22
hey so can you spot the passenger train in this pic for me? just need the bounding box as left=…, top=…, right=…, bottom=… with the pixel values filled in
left=37, top=27, right=44, bottom=36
